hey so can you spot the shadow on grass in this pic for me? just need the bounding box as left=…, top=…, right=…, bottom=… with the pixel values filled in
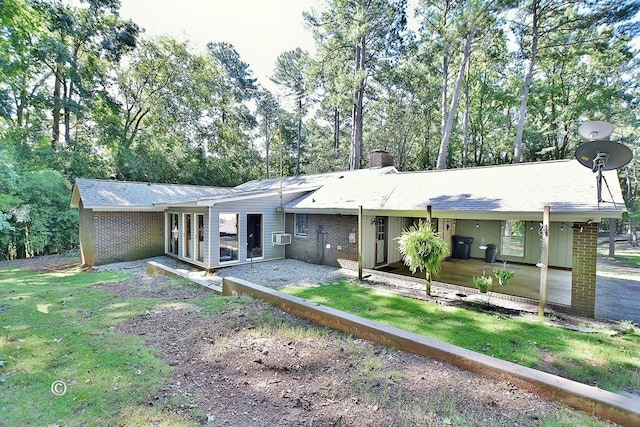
left=0, top=268, right=176, bottom=425
left=282, top=281, right=640, bottom=393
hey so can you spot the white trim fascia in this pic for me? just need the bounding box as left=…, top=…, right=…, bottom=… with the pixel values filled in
left=195, top=187, right=319, bottom=207
left=283, top=207, right=624, bottom=222
left=83, top=206, right=166, bottom=212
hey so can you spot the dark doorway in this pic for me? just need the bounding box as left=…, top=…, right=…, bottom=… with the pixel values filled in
left=247, top=214, right=263, bottom=258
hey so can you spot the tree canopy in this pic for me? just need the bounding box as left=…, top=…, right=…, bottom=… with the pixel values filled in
left=1, top=0, right=639, bottom=258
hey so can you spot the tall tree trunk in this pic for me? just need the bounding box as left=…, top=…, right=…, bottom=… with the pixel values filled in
left=626, top=167, right=638, bottom=246
left=52, top=61, right=63, bottom=148
left=64, top=79, right=72, bottom=144
left=609, top=219, right=616, bottom=258
left=333, top=107, right=340, bottom=150
left=349, top=37, right=365, bottom=171
left=436, top=31, right=474, bottom=170
left=462, top=54, right=471, bottom=167
left=513, top=0, right=539, bottom=164
left=296, top=97, right=302, bottom=176
left=265, top=117, right=270, bottom=178
left=441, top=55, right=449, bottom=142
left=17, top=75, right=26, bottom=127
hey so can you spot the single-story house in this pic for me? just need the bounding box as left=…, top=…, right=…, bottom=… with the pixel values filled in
left=70, top=151, right=627, bottom=318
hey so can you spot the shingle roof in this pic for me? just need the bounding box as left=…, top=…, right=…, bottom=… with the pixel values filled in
left=283, top=160, right=626, bottom=220
left=71, top=160, right=627, bottom=221
left=234, top=166, right=398, bottom=192
left=71, top=179, right=234, bottom=210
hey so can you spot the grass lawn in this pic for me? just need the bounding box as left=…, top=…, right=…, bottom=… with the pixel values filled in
left=0, top=265, right=194, bottom=426
left=1, top=259, right=636, bottom=426
left=597, top=240, right=640, bottom=268
left=280, top=282, right=640, bottom=394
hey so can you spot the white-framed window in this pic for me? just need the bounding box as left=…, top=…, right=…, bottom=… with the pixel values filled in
left=219, top=213, right=239, bottom=262
left=183, top=213, right=192, bottom=258
left=502, top=220, right=525, bottom=257
left=295, top=214, right=308, bottom=237
left=169, top=213, right=179, bottom=255
left=196, top=214, right=205, bottom=262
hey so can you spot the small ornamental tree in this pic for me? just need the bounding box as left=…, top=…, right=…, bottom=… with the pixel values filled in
left=396, top=220, right=448, bottom=296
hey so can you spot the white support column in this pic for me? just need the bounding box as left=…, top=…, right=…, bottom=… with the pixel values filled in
left=539, top=205, right=550, bottom=317
left=358, top=205, right=363, bottom=280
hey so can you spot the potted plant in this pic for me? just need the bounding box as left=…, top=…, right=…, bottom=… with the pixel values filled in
left=396, top=220, right=448, bottom=296
left=493, top=262, right=515, bottom=286
left=473, top=275, right=493, bottom=293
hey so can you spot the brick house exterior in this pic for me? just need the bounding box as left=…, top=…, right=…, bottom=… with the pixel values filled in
left=77, top=200, right=164, bottom=266
left=285, top=213, right=359, bottom=268
left=570, top=222, right=599, bottom=318
left=71, top=157, right=626, bottom=318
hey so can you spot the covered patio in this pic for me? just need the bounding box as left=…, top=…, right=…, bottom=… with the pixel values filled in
left=378, top=258, right=572, bottom=306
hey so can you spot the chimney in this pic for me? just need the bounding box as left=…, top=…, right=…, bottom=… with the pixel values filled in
left=370, top=149, right=394, bottom=168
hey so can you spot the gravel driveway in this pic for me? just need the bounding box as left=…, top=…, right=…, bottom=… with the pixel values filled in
left=595, top=261, right=640, bottom=324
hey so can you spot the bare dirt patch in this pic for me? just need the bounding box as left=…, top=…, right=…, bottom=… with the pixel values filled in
left=0, top=252, right=84, bottom=272
left=118, top=294, right=570, bottom=426
left=94, top=275, right=210, bottom=300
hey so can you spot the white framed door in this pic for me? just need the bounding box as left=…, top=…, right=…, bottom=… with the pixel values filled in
left=375, top=216, right=387, bottom=266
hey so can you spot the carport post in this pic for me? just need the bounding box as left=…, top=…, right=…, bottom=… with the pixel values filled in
left=539, top=206, right=550, bottom=317
left=358, top=205, right=363, bottom=280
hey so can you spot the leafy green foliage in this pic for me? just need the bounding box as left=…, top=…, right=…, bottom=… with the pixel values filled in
left=0, top=169, right=77, bottom=259
left=1, top=0, right=640, bottom=259
left=396, top=220, right=448, bottom=295
left=472, top=275, right=493, bottom=293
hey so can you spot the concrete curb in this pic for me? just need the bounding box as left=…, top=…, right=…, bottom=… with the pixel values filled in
left=222, top=276, right=640, bottom=427
left=146, top=261, right=222, bottom=293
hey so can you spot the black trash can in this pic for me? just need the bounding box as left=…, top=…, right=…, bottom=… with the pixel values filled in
left=452, top=235, right=473, bottom=259
left=484, top=243, right=497, bottom=263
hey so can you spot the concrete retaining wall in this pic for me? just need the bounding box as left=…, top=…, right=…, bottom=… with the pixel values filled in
left=147, top=261, right=221, bottom=293
left=222, top=276, right=640, bottom=427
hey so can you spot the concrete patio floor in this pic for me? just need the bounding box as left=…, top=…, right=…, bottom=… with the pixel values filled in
left=379, top=256, right=640, bottom=324
left=378, top=257, right=572, bottom=306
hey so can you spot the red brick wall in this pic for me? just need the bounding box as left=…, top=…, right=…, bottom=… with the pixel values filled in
left=370, top=150, right=394, bottom=168
left=570, top=222, right=598, bottom=317
left=285, top=214, right=359, bottom=267
left=88, top=211, right=165, bottom=266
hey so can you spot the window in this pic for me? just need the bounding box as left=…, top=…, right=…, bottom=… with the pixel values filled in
left=196, top=214, right=204, bottom=262
left=501, top=220, right=525, bottom=257
left=295, top=214, right=308, bottom=237
left=219, top=213, right=238, bottom=262
left=184, top=214, right=192, bottom=258
left=247, top=214, right=263, bottom=258
left=169, top=213, right=179, bottom=255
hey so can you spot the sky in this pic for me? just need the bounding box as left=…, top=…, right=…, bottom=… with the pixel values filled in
left=118, top=0, right=318, bottom=93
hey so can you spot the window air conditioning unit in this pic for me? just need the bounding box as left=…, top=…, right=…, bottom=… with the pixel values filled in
left=272, top=232, right=291, bottom=245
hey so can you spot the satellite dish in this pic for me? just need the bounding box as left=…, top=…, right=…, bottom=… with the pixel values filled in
left=575, top=140, right=633, bottom=171
left=575, top=121, right=633, bottom=205
left=578, top=121, right=614, bottom=141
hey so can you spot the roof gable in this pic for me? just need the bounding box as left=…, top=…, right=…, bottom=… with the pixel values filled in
left=71, top=179, right=234, bottom=210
